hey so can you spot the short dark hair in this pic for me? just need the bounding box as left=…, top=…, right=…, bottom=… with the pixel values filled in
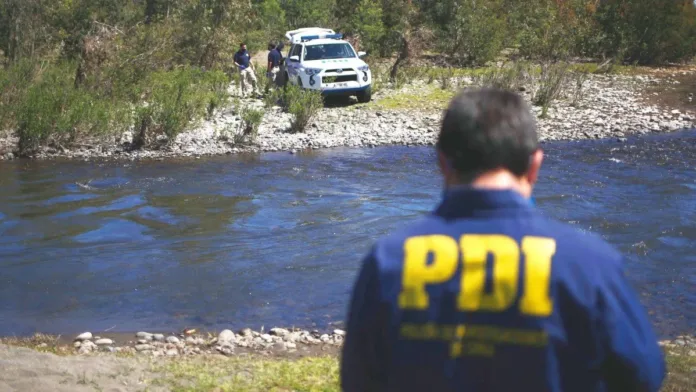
left=268, top=42, right=276, bottom=49
left=437, top=88, right=538, bottom=180
left=240, top=42, right=246, bottom=47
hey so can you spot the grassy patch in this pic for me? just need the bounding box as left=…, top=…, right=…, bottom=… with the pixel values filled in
left=158, top=355, right=339, bottom=392
left=664, top=347, right=696, bottom=392
left=369, top=86, right=456, bottom=111
left=157, top=350, right=694, bottom=392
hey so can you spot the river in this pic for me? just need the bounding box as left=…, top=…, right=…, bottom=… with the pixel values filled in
left=0, top=130, right=694, bottom=339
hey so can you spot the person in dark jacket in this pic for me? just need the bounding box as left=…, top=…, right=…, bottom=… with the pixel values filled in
left=233, top=42, right=258, bottom=97
left=340, top=88, right=666, bottom=392
left=266, top=42, right=282, bottom=88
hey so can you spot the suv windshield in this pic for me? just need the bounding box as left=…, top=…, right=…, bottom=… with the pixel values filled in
left=303, top=43, right=356, bottom=61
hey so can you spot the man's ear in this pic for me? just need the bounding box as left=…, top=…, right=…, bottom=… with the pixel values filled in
left=437, top=149, right=452, bottom=179
left=527, top=149, right=544, bottom=186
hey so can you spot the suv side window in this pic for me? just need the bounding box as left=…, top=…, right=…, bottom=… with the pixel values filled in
left=290, top=44, right=302, bottom=61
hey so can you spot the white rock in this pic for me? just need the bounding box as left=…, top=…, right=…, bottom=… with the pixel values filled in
left=270, top=328, right=289, bottom=337
left=136, top=332, right=153, bottom=340
left=166, top=336, right=180, bottom=344
left=135, top=344, right=153, bottom=352
left=218, top=329, right=235, bottom=343
left=166, top=349, right=179, bottom=356
left=75, top=332, right=93, bottom=341
left=333, top=329, right=346, bottom=336
left=153, top=334, right=165, bottom=342
left=95, top=338, right=113, bottom=346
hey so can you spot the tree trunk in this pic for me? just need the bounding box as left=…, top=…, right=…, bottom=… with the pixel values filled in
left=390, top=31, right=410, bottom=82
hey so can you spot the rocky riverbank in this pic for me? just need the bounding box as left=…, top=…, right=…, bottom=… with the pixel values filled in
left=1, top=330, right=694, bottom=391
left=0, top=68, right=694, bottom=161
left=67, top=327, right=346, bottom=358
left=6, top=328, right=694, bottom=360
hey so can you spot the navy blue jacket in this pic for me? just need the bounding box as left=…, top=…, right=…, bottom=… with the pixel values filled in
left=341, top=188, right=665, bottom=392
left=268, top=48, right=281, bottom=68
left=234, top=49, right=251, bottom=69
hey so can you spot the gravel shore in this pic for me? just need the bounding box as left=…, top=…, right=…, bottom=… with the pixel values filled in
left=0, top=70, right=694, bottom=161
left=6, top=328, right=696, bottom=359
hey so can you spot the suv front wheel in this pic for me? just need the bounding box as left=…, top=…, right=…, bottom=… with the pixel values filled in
left=356, top=86, right=372, bottom=103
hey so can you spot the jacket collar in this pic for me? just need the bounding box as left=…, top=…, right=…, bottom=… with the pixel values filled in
left=434, top=186, right=534, bottom=219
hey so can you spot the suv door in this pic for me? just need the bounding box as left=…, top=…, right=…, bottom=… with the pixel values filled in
left=286, top=44, right=302, bottom=80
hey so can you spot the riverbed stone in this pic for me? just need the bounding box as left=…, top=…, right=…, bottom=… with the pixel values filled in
left=95, top=338, right=113, bottom=346
left=75, top=332, right=93, bottom=341
left=153, top=334, right=165, bottom=342
left=218, top=329, right=235, bottom=343
left=135, top=344, right=153, bottom=352
left=166, top=336, right=180, bottom=344
left=270, top=328, right=289, bottom=337
left=78, top=340, right=97, bottom=354
left=136, top=332, right=153, bottom=340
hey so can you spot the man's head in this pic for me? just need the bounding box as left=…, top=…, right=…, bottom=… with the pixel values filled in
left=268, top=42, right=276, bottom=51
left=240, top=43, right=247, bottom=51
left=436, top=88, right=542, bottom=198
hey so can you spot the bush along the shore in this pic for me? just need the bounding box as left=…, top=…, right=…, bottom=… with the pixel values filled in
left=132, top=68, right=230, bottom=148
left=265, top=84, right=324, bottom=134
left=0, top=60, right=230, bottom=156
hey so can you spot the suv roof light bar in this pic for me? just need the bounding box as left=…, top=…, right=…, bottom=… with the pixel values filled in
left=298, top=33, right=343, bottom=43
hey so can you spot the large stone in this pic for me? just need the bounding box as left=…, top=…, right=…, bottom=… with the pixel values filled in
left=166, top=336, right=180, bottom=344
left=95, top=338, right=114, bottom=346
left=75, top=332, right=93, bottom=341
left=218, top=329, right=235, bottom=343
left=135, top=344, right=153, bottom=352
left=270, top=328, right=289, bottom=337
left=136, top=332, right=153, bottom=341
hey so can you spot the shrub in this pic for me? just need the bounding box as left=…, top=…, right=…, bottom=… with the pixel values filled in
left=239, top=105, right=264, bottom=143
left=533, top=62, right=570, bottom=117
left=569, top=66, right=592, bottom=107
left=477, top=62, right=532, bottom=92
left=280, top=84, right=324, bottom=133
left=436, top=0, right=507, bottom=66
left=13, top=62, right=121, bottom=155
left=133, top=67, right=229, bottom=147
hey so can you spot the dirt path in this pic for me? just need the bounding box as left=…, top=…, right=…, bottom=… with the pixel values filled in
left=0, top=344, right=162, bottom=392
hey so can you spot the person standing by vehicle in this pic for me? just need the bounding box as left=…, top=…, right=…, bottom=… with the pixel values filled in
left=266, top=42, right=282, bottom=89
left=340, top=88, right=666, bottom=392
left=234, top=43, right=258, bottom=97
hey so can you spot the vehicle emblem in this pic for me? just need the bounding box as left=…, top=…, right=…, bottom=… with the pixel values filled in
left=336, top=69, right=343, bottom=73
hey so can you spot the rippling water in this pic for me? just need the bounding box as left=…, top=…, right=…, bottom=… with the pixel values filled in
left=0, top=130, right=694, bottom=338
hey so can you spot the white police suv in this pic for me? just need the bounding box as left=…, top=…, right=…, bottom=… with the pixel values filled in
left=283, top=28, right=372, bottom=102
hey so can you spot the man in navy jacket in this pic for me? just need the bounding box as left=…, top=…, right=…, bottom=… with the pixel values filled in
left=340, top=88, right=665, bottom=392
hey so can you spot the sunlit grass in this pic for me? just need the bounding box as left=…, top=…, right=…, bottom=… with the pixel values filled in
left=157, top=355, right=339, bottom=392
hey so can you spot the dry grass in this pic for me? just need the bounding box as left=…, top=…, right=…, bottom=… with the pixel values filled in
left=0, top=333, right=71, bottom=356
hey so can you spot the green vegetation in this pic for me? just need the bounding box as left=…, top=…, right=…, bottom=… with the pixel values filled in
left=155, top=349, right=693, bottom=392
left=266, top=84, right=324, bottom=133
left=0, top=0, right=694, bottom=155
left=158, top=355, right=339, bottom=392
